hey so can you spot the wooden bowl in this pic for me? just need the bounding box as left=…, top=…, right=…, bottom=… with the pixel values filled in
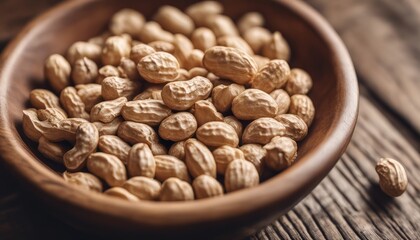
left=0, top=0, right=358, bottom=238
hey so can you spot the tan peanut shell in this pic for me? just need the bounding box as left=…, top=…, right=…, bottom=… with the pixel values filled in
left=43, top=118, right=88, bottom=143
left=122, top=176, right=161, bottom=200
left=158, top=112, right=197, bottom=141
left=251, top=60, right=290, bottom=93
left=122, top=100, right=171, bottom=126
left=109, top=9, right=145, bottom=36
left=127, top=143, right=156, bottom=178
left=196, top=121, right=239, bottom=148
left=133, top=85, right=163, bottom=101
left=243, top=27, right=271, bottom=54
left=262, top=31, right=290, bottom=61
left=76, top=83, right=103, bottom=112
left=60, top=87, right=90, bottom=119
left=239, top=144, right=266, bottom=175
left=253, top=55, right=270, bottom=70
left=154, top=5, right=195, bottom=36
left=101, top=76, right=140, bottom=100
left=30, top=89, right=63, bottom=112
left=274, top=114, right=308, bottom=141
left=44, top=54, right=71, bottom=92
left=225, top=159, right=259, bottom=192
left=376, top=158, right=408, bottom=197
left=213, top=145, right=245, bottom=175
left=192, top=175, right=224, bottom=199
left=160, top=178, right=194, bottom=201
left=203, top=46, right=258, bottom=85
left=63, top=171, right=103, bottom=192
left=90, top=97, right=127, bottom=123
left=270, top=89, right=291, bottom=115
left=38, top=137, right=70, bottom=163
left=223, top=116, right=243, bottom=139
left=191, top=27, right=216, bottom=52
left=208, top=15, right=239, bottom=37
left=93, top=117, right=123, bottom=136
left=172, top=34, right=194, bottom=68
left=98, top=135, right=131, bottom=164
left=22, top=109, right=52, bottom=142
left=212, top=84, right=245, bottom=113
left=66, top=41, right=102, bottom=64
left=186, top=1, right=223, bottom=27
left=72, top=57, right=98, bottom=85
left=117, top=121, right=159, bottom=146
left=217, top=35, right=254, bottom=55
left=188, top=67, right=208, bottom=78
left=148, top=41, right=175, bottom=54
left=63, top=122, right=98, bottom=171
left=97, top=65, right=119, bottom=84
left=187, top=49, right=204, bottom=69
left=286, top=68, right=313, bottom=95
left=154, top=155, right=190, bottom=182
left=289, top=94, right=315, bottom=127
left=192, top=100, right=223, bottom=126
left=161, top=76, right=213, bottom=110
left=37, top=108, right=66, bottom=123
left=237, top=12, right=264, bottom=33
left=232, top=89, right=278, bottom=120
left=102, top=36, right=131, bottom=66
left=168, top=141, right=186, bottom=161
left=130, top=43, right=156, bottom=63
left=185, top=138, right=217, bottom=178
left=118, top=57, right=140, bottom=81
left=87, top=152, right=127, bottom=187
left=242, top=117, right=286, bottom=145
left=104, top=187, right=139, bottom=201
left=138, top=52, right=180, bottom=83
left=263, top=136, right=297, bottom=171
left=138, top=21, right=174, bottom=44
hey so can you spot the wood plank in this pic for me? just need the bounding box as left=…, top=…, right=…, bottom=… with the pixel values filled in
left=306, top=0, right=420, bottom=133
left=252, top=96, right=420, bottom=239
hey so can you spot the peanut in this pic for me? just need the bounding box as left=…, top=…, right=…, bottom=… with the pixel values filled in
left=203, top=46, right=258, bottom=85
left=43, top=118, right=88, bottom=143
left=208, top=15, right=239, bottom=37
left=172, top=34, right=194, bottom=68
left=90, top=97, right=127, bottom=123
left=192, top=175, right=223, bottom=199
left=122, top=176, right=161, bottom=200
left=118, top=57, right=140, bottom=81
left=196, top=121, right=239, bottom=148
left=217, top=35, right=253, bottom=55
left=239, top=144, right=266, bottom=175
left=212, top=145, right=244, bottom=175
left=154, top=155, right=190, bottom=182
left=192, top=100, right=223, bottom=126
left=67, top=41, right=101, bottom=64
left=139, top=22, right=174, bottom=44
left=104, top=187, right=139, bottom=201
left=63, top=171, right=103, bottom=192
left=76, top=83, right=103, bottom=112
left=117, top=121, right=158, bottom=146
left=133, top=85, right=163, bottom=101
left=97, top=65, right=119, bottom=84
left=109, top=9, right=145, bottom=36
left=232, top=89, right=278, bottom=120
left=72, top=57, right=98, bottom=85
left=158, top=112, right=197, bottom=142
left=44, top=54, right=71, bottom=92
left=122, top=100, right=172, bottom=126
left=187, top=49, right=204, bottom=69
left=87, top=152, right=127, bottom=187
left=148, top=41, right=175, bottom=54
left=270, top=89, right=291, bottom=114
left=101, top=76, right=141, bottom=100
left=60, top=87, right=90, bottom=119
left=168, top=141, right=186, bottom=161
left=376, top=158, right=408, bottom=197
left=191, top=27, right=216, bottom=52
left=137, top=52, right=180, bottom=83
left=30, top=89, right=63, bottom=112
left=185, top=138, right=217, bottom=178
left=160, top=178, right=194, bottom=201
left=102, top=36, right=131, bottom=66
left=186, top=1, right=223, bottom=27
left=223, top=116, right=243, bottom=139
left=63, top=122, right=99, bottom=171
left=37, top=108, right=66, bottom=123
left=251, top=60, right=290, bottom=93
left=274, top=114, right=308, bottom=141
left=237, top=12, right=264, bottom=33
left=161, top=76, right=213, bottom=110
left=263, top=136, right=297, bottom=171
left=154, top=5, right=195, bottom=36
left=262, top=31, right=290, bottom=61
left=212, top=84, right=245, bottom=113
left=38, top=137, right=69, bottom=163
left=188, top=67, right=208, bottom=78
left=130, top=43, right=156, bottom=63
left=93, top=117, right=123, bottom=136
left=225, top=159, right=259, bottom=192
left=127, top=143, right=155, bottom=178
left=253, top=55, right=270, bottom=70
left=242, top=117, right=285, bottom=145
left=98, top=135, right=131, bottom=164
left=286, top=68, right=313, bottom=95
left=289, top=94, right=315, bottom=127
left=243, top=27, right=271, bottom=54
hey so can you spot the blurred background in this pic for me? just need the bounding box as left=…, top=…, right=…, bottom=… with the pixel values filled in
left=0, top=0, right=419, bottom=239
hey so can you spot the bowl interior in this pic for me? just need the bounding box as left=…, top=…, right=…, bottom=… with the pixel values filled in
left=0, top=0, right=357, bottom=237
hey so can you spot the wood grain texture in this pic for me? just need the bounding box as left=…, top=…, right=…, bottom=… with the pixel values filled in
left=306, top=0, right=420, bottom=133
left=0, top=0, right=419, bottom=239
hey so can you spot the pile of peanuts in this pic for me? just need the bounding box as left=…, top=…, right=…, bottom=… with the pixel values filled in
left=22, top=1, right=315, bottom=202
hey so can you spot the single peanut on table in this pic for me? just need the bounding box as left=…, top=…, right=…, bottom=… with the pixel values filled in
left=22, top=3, right=317, bottom=202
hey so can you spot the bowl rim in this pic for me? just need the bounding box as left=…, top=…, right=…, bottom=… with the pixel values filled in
left=0, top=0, right=358, bottom=229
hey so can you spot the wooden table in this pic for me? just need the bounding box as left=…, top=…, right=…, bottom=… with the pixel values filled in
left=1, top=0, right=419, bottom=239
